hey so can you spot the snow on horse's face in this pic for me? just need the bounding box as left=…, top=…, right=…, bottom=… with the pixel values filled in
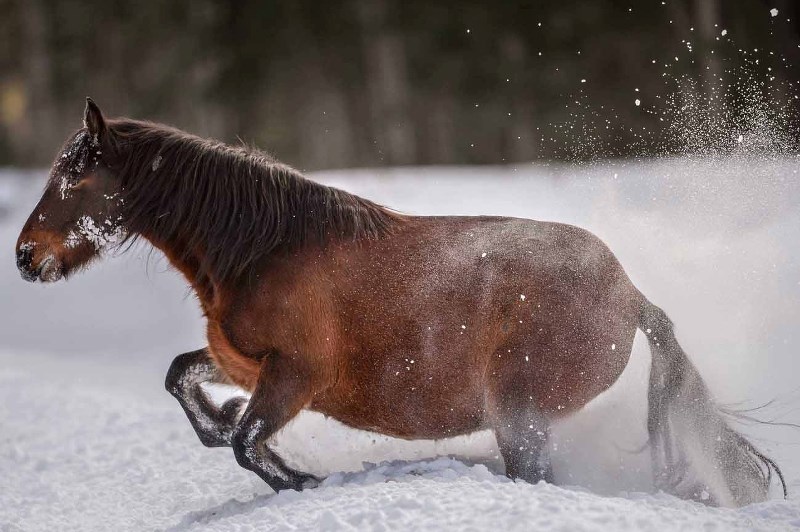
left=16, top=99, right=124, bottom=282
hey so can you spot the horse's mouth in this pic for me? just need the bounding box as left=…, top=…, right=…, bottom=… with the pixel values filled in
left=19, top=254, right=64, bottom=283
left=38, top=255, right=64, bottom=282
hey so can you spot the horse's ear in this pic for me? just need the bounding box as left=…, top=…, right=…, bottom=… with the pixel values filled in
left=83, top=97, right=107, bottom=140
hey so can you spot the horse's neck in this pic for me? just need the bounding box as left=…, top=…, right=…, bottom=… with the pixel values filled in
left=143, top=231, right=218, bottom=313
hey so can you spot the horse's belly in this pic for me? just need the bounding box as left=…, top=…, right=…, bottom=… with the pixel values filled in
left=310, top=367, right=487, bottom=440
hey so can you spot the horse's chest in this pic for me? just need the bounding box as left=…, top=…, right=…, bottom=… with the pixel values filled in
left=204, top=286, right=337, bottom=389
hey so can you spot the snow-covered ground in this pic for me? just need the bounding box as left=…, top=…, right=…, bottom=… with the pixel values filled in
left=1, top=157, right=800, bottom=531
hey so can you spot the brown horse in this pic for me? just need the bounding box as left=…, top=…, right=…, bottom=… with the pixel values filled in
left=16, top=99, right=785, bottom=506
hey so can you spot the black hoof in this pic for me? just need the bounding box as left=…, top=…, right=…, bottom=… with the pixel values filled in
left=299, top=472, right=323, bottom=490
left=275, top=472, right=323, bottom=492
left=220, top=396, right=248, bottom=423
left=197, top=430, right=232, bottom=448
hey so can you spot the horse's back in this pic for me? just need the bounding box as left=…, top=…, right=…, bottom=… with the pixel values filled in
left=384, top=215, right=640, bottom=315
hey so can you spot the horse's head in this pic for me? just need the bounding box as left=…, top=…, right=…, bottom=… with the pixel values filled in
left=16, top=99, right=125, bottom=282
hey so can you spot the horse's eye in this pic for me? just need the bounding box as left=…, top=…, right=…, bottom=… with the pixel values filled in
left=70, top=178, right=90, bottom=190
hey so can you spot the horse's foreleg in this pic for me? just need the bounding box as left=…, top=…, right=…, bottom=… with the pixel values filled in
left=165, top=348, right=247, bottom=447
left=231, top=353, right=320, bottom=492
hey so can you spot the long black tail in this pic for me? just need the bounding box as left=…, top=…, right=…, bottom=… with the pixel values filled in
left=640, top=300, right=786, bottom=506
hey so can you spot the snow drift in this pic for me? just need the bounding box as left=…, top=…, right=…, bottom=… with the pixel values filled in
left=1, top=156, right=799, bottom=530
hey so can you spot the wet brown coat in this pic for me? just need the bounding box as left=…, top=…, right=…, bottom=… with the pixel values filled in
left=171, top=215, right=642, bottom=441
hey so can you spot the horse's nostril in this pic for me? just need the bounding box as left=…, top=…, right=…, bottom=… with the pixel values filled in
left=16, top=246, right=36, bottom=282
left=16, top=246, right=33, bottom=270
left=16, top=246, right=40, bottom=282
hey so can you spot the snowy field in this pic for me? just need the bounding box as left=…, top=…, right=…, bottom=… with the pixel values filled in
left=2, top=157, right=800, bottom=531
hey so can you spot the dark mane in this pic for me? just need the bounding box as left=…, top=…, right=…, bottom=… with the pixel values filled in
left=106, top=119, right=399, bottom=284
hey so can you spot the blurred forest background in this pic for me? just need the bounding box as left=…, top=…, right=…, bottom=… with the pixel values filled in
left=0, top=0, right=798, bottom=170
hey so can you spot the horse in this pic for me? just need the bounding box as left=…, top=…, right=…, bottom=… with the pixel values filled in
left=15, top=99, right=785, bottom=506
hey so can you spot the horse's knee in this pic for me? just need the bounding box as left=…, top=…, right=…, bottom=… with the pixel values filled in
left=231, top=418, right=262, bottom=469
left=165, top=349, right=211, bottom=396
left=165, top=353, right=191, bottom=395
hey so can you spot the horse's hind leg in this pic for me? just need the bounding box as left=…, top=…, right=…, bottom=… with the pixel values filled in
left=165, top=348, right=247, bottom=447
left=231, top=353, right=320, bottom=492
left=488, top=380, right=554, bottom=484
